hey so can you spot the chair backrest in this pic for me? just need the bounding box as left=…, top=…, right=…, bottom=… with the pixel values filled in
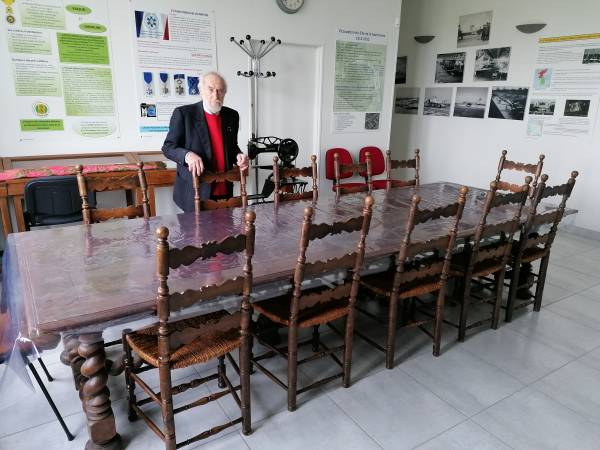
left=24, top=175, right=94, bottom=227
left=385, top=148, right=420, bottom=188
left=325, top=147, right=352, bottom=180
left=359, top=146, right=385, bottom=176
left=192, top=166, right=247, bottom=212
left=273, top=155, right=318, bottom=203
left=289, top=195, right=374, bottom=317
left=467, top=178, right=531, bottom=273
left=334, top=151, right=372, bottom=195
left=391, top=186, right=468, bottom=296
left=518, top=171, right=578, bottom=255
left=76, top=163, right=149, bottom=224
left=495, top=149, right=544, bottom=197
left=154, top=211, right=256, bottom=362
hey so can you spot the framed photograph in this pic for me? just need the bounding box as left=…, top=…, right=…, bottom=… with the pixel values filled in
left=435, top=52, right=466, bottom=83
left=564, top=99, right=591, bottom=117
left=488, top=87, right=528, bottom=120
left=395, top=87, right=420, bottom=115
left=457, top=10, right=493, bottom=48
left=583, top=48, right=600, bottom=64
left=474, top=47, right=511, bottom=81
left=453, top=87, right=488, bottom=118
left=529, top=98, right=556, bottom=116
left=423, top=87, right=453, bottom=116
left=395, top=56, right=407, bottom=84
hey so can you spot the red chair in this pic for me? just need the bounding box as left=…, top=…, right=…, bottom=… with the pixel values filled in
left=325, top=147, right=367, bottom=192
left=360, top=146, right=386, bottom=190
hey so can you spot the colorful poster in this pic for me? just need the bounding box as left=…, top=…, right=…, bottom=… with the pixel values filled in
left=527, top=33, right=600, bottom=138
left=130, top=1, right=217, bottom=137
left=1, top=0, right=119, bottom=140
left=333, top=28, right=387, bottom=133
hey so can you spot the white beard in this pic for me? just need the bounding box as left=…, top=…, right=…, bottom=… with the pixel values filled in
left=203, top=102, right=222, bottom=115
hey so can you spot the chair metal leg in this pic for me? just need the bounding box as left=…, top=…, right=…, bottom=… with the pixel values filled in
left=37, top=357, right=53, bottom=382
left=28, top=363, right=75, bottom=441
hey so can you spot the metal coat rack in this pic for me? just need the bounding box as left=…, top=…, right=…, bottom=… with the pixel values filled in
left=230, top=35, right=281, bottom=193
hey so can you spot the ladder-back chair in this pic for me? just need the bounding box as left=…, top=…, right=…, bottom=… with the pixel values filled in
left=450, top=178, right=531, bottom=341
left=273, top=155, right=318, bottom=203
left=122, top=211, right=256, bottom=449
left=379, top=148, right=420, bottom=190
left=505, top=171, right=578, bottom=322
left=495, top=149, right=544, bottom=198
left=192, top=167, right=247, bottom=212
left=251, top=196, right=374, bottom=411
left=333, top=151, right=373, bottom=195
left=76, top=163, right=149, bottom=224
left=357, top=186, right=468, bottom=368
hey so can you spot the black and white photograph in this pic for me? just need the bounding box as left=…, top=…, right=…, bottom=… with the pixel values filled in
left=423, top=87, right=453, bottom=116
left=474, top=47, right=511, bottom=81
left=395, top=87, right=420, bottom=114
left=564, top=99, right=591, bottom=117
left=395, top=56, right=407, bottom=84
left=529, top=99, right=556, bottom=116
left=435, top=52, right=466, bottom=83
left=457, top=10, right=493, bottom=48
left=364, top=112, right=380, bottom=130
left=488, top=87, right=528, bottom=120
left=583, top=48, right=600, bottom=64
left=453, top=87, right=488, bottom=118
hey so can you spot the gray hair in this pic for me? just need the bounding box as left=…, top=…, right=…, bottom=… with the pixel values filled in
left=201, top=71, right=227, bottom=93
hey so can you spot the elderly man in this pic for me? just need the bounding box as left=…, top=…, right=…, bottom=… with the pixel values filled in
left=162, top=71, right=249, bottom=212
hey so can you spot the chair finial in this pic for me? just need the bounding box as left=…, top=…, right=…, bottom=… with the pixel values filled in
left=156, top=226, right=169, bottom=239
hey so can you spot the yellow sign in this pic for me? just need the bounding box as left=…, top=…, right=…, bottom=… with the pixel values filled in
left=539, top=33, right=600, bottom=44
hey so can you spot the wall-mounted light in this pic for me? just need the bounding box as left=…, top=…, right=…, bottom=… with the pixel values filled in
left=515, top=23, right=547, bottom=34
left=414, top=35, right=435, bottom=44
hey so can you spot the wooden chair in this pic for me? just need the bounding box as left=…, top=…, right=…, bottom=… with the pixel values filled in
left=505, top=171, right=579, bottom=322
left=76, top=163, right=150, bottom=224
left=192, top=166, right=247, bottom=212
left=450, top=178, right=531, bottom=341
left=359, top=146, right=385, bottom=189
left=373, top=148, right=420, bottom=190
left=122, top=211, right=256, bottom=449
left=356, top=186, right=468, bottom=368
left=251, top=196, right=374, bottom=411
left=325, top=147, right=368, bottom=193
left=333, top=151, right=372, bottom=195
left=495, top=149, right=544, bottom=198
left=273, top=155, right=318, bottom=203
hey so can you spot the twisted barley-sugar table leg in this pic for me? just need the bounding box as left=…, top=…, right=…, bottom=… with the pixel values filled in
left=78, top=333, right=122, bottom=450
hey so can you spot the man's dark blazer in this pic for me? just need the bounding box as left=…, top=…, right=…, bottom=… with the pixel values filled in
left=162, top=101, right=241, bottom=212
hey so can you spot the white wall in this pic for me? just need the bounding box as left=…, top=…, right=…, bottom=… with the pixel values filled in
left=0, top=0, right=403, bottom=192
left=391, top=0, right=600, bottom=232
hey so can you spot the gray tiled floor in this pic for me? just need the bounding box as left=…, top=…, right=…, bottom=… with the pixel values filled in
left=3, top=230, right=600, bottom=449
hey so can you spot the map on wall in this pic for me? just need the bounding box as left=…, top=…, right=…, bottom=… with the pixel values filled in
left=1, top=0, right=119, bottom=141
left=130, top=0, right=217, bottom=138
left=526, top=33, right=600, bottom=138
left=333, top=27, right=387, bottom=133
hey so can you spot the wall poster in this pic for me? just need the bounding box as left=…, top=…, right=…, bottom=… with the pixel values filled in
left=1, top=0, right=119, bottom=141
left=527, top=33, right=600, bottom=138
left=130, top=1, right=217, bottom=137
left=333, top=28, right=387, bottom=133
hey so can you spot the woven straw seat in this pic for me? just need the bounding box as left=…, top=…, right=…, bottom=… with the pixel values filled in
left=360, top=270, right=442, bottom=299
left=253, top=286, right=350, bottom=329
left=126, top=311, right=241, bottom=369
left=520, top=246, right=548, bottom=264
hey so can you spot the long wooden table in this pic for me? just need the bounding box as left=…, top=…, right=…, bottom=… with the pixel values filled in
left=0, top=183, right=564, bottom=449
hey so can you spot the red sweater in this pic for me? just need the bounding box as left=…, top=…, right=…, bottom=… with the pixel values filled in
left=204, top=111, right=227, bottom=196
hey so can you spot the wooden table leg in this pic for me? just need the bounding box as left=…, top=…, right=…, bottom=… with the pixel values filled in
left=78, top=333, right=122, bottom=450
left=12, top=194, right=27, bottom=232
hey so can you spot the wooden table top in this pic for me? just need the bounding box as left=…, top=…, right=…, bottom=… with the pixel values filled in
left=3, top=182, right=563, bottom=336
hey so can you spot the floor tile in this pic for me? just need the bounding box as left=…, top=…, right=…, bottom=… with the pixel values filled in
left=242, top=395, right=381, bottom=450
left=460, top=326, right=574, bottom=384
left=328, top=368, right=465, bottom=450
left=578, top=284, right=600, bottom=301
left=537, top=281, right=575, bottom=306
left=473, top=387, right=600, bottom=450
left=533, top=360, right=600, bottom=425
left=580, top=346, right=600, bottom=371
left=553, top=252, right=600, bottom=277
left=400, top=347, right=524, bottom=417
left=505, top=310, right=600, bottom=357
left=415, top=420, right=511, bottom=450
left=544, top=265, right=600, bottom=294
left=547, top=293, right=600, bottom=331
